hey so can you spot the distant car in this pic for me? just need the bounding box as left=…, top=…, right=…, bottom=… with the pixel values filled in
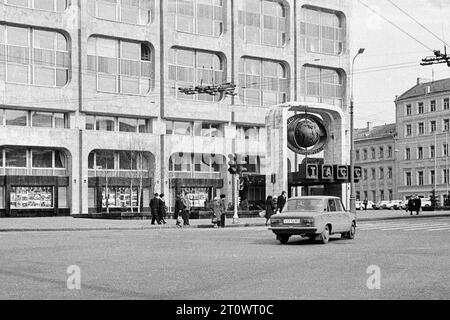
left=390, top=200, right=406, bottom=210
left=363, top=200, right=374, bottom=210
left=269, top=196, right=356, bottom=245
left=372, top=201, right=391, bottom=210
left=421, top=198, right=432, bottom=208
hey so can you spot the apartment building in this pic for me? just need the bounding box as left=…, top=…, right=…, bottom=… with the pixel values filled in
left=395, top=78, right=450, bottom=204
left=354, top=122, right=397, bottom=203
left=0, top=0, right=351, bottom=216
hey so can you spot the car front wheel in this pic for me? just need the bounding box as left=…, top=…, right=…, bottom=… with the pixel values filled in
left=320, top=225, right=330, bottom=244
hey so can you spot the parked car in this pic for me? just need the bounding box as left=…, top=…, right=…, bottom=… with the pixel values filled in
left=390, top=200, right=406, bottom=210
left=269, top=196, right=356, bottom=245
left=421, top=198, right=432, bottom=208
left=372, top=201, right=391, bottom=210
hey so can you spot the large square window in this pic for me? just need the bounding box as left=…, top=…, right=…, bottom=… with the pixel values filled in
left=5, top=110, right=27, bottom=126
left=5, top=148, right=27, bottom=168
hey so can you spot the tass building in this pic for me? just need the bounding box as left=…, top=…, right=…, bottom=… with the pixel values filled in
left=0, top=0, right=351, bottom=217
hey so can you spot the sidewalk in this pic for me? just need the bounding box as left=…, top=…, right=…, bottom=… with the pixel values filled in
left=1, top=210, right=449, bottom=232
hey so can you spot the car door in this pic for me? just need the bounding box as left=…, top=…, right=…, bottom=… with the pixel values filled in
left=326, top=199, right=339, bottom=233
left=335, top=199, right=351, bottom=232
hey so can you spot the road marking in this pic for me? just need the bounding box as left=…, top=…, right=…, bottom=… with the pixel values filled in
left=427, top=226, right=450, bottom=231
left=381, top=224, right=449, bottom=231
left=378, top=223, right=447, bottom=230
left=358, top=221, right=450, bottom=232
left=358, top=223, right=431, bottom=230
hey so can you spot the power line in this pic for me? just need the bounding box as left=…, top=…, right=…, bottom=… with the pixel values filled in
left=357, top=0, right=435, bottom=52
left=386, top=0, right=450, bottom=48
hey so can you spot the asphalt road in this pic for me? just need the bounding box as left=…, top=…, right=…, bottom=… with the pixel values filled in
left=0, top=217, right=449, bottom=300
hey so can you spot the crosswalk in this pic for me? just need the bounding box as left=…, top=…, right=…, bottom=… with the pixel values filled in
left=357, top=220, right=450, bottom=232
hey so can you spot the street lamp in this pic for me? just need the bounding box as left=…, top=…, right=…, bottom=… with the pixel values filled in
left=350, top=48, right=365, bottom=213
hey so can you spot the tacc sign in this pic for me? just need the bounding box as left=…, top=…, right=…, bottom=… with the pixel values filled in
left=304, top=164, right=361, bottom=183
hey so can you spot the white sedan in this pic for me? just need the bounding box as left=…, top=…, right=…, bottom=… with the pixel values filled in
left=269, top=196, right=356, bottom=245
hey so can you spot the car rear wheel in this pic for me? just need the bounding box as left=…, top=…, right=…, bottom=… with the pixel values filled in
left=320, top=226, right=330, bottom=244
left=343, top=222, right=356, bottom=240
left=278, top=235, right=290, bottom=244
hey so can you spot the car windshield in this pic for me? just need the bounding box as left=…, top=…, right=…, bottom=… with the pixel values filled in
left=287, top=199, right=324, bottom=212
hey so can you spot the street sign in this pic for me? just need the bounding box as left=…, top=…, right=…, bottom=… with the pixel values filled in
left=305, top=164, right=319, bottom=179
left=353, top=166, right=362, bottom=182
left=320, top=165, right=333, bottom=180
left=334, top=165, right=349, bottom=181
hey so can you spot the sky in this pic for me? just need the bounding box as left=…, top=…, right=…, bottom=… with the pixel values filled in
left=351, top=0, right=450, bottom=128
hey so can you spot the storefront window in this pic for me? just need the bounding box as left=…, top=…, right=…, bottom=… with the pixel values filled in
left=119, top=151, right=137, bottom=170
left=5, top=110, right=27, bottom=126
left=170, top=152, right=192, bottom=172
left=5, top=148, right=27, bottom=167
left=96, top=150, right=115, bottom=170
left=54, top=150, right=66, bottom=168
left=102, top=186, right=138, bottom=208
left=32, top=149, right=53, bottom=168
left=10, top=186, right=54, bottom=209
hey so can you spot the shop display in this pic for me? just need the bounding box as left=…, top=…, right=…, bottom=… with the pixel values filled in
left=102, top=187, right=138, bottom=209
left=180, top=187, right=210, bottom=208
left=10, top=186, right=54, bottom=209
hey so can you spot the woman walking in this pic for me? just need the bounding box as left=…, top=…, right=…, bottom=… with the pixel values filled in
left=265, top=195, right=276, bottom=226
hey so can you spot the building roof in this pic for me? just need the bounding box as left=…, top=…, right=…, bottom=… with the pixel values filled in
left=355, top=123, right=396, bottom=141
left=397, top=78, right=450, bottom=102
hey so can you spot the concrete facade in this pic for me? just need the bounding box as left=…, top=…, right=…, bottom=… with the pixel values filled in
left=0, top=0, right=351, bottom=216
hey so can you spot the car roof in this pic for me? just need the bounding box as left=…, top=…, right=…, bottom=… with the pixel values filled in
left=288, top=196, right=340, bottom=200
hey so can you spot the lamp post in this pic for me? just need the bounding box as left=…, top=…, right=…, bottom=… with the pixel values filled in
left=350, top=48, right=365, bottom=213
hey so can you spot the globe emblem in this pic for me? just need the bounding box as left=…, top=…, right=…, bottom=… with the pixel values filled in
left=294, top=118, right=321, bottom=148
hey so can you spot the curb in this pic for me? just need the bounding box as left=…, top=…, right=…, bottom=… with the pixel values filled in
left=1, top=214, right=449, bottom=232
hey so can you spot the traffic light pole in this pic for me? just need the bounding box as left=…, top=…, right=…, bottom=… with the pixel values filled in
left=233, top=174, right=239, bottom=224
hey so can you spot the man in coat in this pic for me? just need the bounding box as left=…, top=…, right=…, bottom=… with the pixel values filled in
left=414, top=195, right=422, bottom=215
left=220, top=194, right=227, bottom=228
left=277, top=191, right=287, bottom=213
left=158, top=193, right=167, bottom=224
left=181, top=191, right=191, bottom=226
left=407, top=196, right=414, bottom=215
left=150, top=193, right=161, bottom=224
left=174, top=193, right=185, bottom=227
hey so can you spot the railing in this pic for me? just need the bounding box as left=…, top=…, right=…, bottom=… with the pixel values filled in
left=2, top=167, right=68, bottom=176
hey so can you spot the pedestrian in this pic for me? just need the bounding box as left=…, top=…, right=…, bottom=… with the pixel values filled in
left=277, top=191, right=287, bottom=213
left=220, top=194, right=227, bottom=228
left=150, top=193, right=161, bottom=225
left=212, top=196, right=221, bottom=228
left=265, top=195, right=276, bottom=226
left=158, top=193, right=167, bottom=224
left=181, top=191, right=191, bottom=226
left=174, top=193, right=185, bottom=227
left=407, top=196, right=414, bottom=215
left=414, top=195, right=422, bottom=215
left=363, top=198, right=368, bottom=211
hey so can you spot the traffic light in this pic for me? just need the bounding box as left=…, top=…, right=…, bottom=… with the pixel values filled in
left=237, top=155, right=248, bottom=175
left=228, top=154, right=237, bottom=175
